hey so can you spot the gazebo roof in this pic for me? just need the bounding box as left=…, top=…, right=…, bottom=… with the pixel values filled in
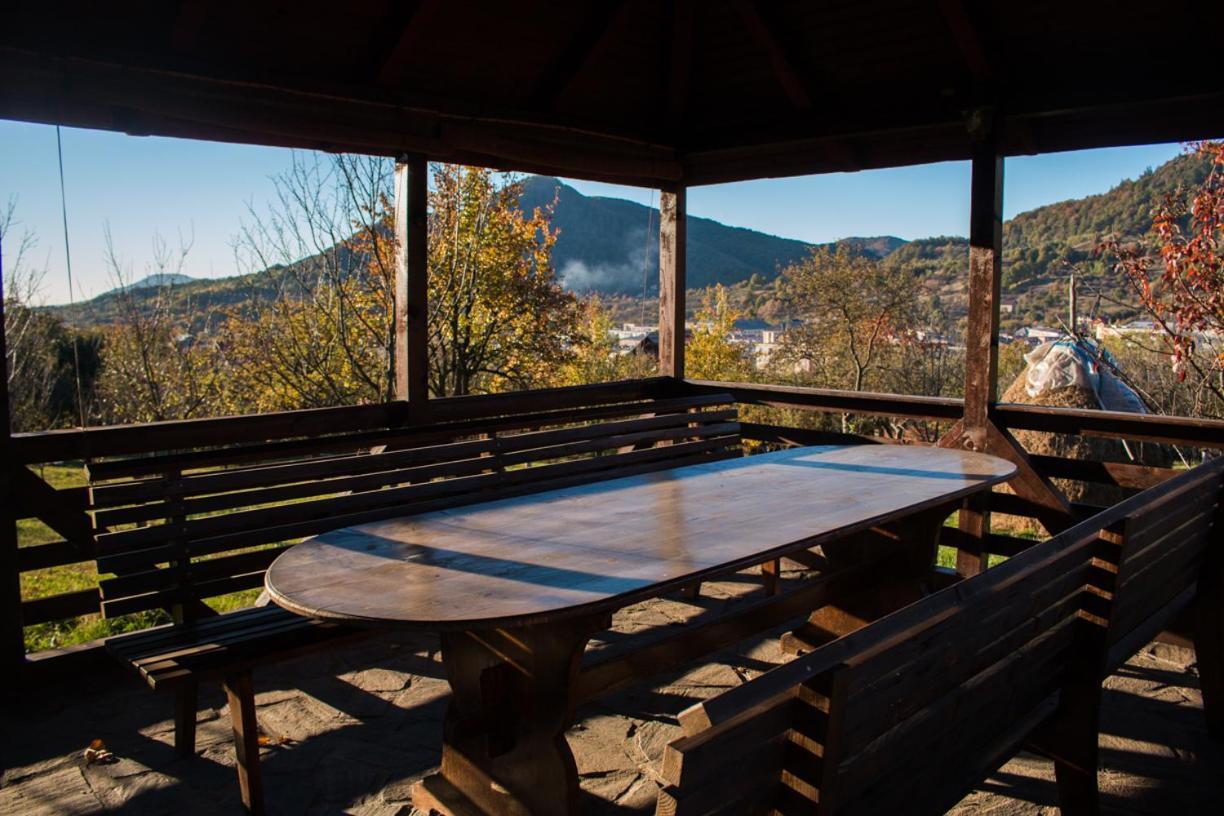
left=2, top=0, right=1222, bottom=187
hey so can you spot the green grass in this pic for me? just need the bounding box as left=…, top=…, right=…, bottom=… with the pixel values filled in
left=19, top=464, right=269, bottom=653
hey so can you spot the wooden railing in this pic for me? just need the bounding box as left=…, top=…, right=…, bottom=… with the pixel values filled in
left=5, top=374, right=1223, bottom=681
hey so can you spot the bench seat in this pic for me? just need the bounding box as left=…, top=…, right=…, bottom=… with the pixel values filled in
left=106, top=605, right=360, bottom=690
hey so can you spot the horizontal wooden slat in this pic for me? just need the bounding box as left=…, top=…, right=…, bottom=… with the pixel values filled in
left=994, top=403, right=1224, bottom=449
left=107, top=605, right=288, bottom=658
left=940, top=527, right=1037, bottom=558
left=738, top=422, right=888, bottom=447
left=1027, top=454, right=1178, bottom=490
left=15, top=401, right=409, bottom=466
left=88, top=435, right=496, bottom=503
left=22, top=588, right=100, bottom=625
left=688, top=379, right=963, bottom=421
left=92, top=455, right=496, bottom=528
left=986, top=491, right=1047, bottom=519
left=14, top=378, right=677, bottom=466
left=95, top=470, right=505, bottom=554
left=100, top=588, right=182, bottom=619
left=498, top=420, right=738, bottom=467
left=17, top=539, right=93, bottom=572
left=87, top=389, right=724, bottom=482
left=426, top=376, right=677, bottom=423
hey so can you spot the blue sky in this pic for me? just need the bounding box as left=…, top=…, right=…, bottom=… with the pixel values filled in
left=0, top=119, right=1187, bottom=305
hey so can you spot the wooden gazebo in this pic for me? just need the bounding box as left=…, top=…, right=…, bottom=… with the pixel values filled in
left=2, top=2, right=1223, bottom=813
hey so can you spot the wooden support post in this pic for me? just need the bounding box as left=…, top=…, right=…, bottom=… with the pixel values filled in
left=0, top=267, right=26, bottom=695
left=658, top=185, right=686, bottom=379
left=942, top=117, right=1073, bottom=564
left=393, top=156, right=430, bottom=419
left=956, top=122, right=1004, bottom=577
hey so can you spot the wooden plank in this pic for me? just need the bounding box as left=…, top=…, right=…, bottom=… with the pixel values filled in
left=180, top=443, right=741, bottom=563
left=985, top=421, right=1074, bottom=533
left=11, top=466, right=94, bottom=544
left=686, top=379, right=963, bottom=421
left=21, top=588, right=100, bottom=625
left=499, top=422, right=738, bottom=468
left=738, top=422, right=885, bottom=448
left=961, top=130, right=1003, bottom=449
left=993, top=403, right=1224, bottom=450
left=734, top=0, right=812, bottom=109
left=663, top=0, right=695, bottom=134
left=14, top=400, right=407, bottom=465
left=376, top=0, right=439, bottom=86
left=1028, top=454, right=1177, bottom=490
left=89, top=435, right=494, bottom=507
left=528, top=1, right=630, bottom=111
left=658, top=186, right=686, bottom=379
left=496, top=408, right=736, bottom=455
left=14, top=378, right=676, bottom=466
left=16, top=538, right=93, bottom=571
left=93, top=455, right=496, bottom=528
left=940, top=526, right=1036, bottom=558
left=95, top=436, right=731, bottom=559
left=403, top=155, right=429, bottom=416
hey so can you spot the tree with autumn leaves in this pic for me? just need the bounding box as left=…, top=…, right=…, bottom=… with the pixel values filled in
left=218, top=156, right=581, bottom=412
left=1101, top=141, right=1224, bottom=417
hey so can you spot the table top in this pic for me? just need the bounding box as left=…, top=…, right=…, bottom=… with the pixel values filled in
left=265, top=444, right=1015, bottom=631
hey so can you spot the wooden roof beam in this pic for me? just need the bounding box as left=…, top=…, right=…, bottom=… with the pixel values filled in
left=378, top=0, right=442, bottom=88
left=734, top=0, right=813, bottom=111
left=663, top=0, right=696, bottom=136
left=170, top=0, right=210, bottom=51
left=530, top=1, right=631, bottom=112
left=938, top=0, right=995, bottom=86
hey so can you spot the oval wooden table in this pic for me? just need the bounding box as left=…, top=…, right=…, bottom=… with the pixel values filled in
left=266, top=444, right=1015, bottom=816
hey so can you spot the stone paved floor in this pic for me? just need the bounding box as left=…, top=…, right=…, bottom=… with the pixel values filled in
left=2, top=571, right=1221, bottom=815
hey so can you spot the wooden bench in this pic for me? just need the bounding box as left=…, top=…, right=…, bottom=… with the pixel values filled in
left=87, top=392, right=741, bottom=814
left=656, top=456, right=1223, bottom=816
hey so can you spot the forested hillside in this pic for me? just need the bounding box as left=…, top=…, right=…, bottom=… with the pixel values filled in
left=46, top=150, right=1210, bottom=331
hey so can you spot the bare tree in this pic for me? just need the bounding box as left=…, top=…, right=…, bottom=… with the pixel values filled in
left=94, top=226, right=222, bottom=423
left=1, top=200, right=60, bottom=430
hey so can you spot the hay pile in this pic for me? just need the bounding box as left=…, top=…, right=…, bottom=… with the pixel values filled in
left=994, top=373, right=1174, bottom=533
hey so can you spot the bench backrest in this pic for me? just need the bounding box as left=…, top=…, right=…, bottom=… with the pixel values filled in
left=87, top=393, right=740, bottom=620
left=1094, top=457, right=1223, bottom=672
left=657, top=455, right=1224, bottom=816
left=658, top=519, right=1103, bottom=815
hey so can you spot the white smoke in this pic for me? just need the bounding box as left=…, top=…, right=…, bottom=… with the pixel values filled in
left=558, top=225, right=657, bottom=294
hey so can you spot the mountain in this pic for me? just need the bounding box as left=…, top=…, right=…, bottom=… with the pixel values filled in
left=118, top=273, right=195, bottom=291
left=876, top=151, right=1214, bottom=326
left=519, top=176, right=829, bottom=295
left=46, top=151, right=1212, bottom=330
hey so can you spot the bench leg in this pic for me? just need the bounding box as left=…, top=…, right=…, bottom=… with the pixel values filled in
left=1196, top=589, right=1224, bottom=739
left=1035, top=655, right=1102, bottom=816
left=224, top=671, right=265, bottom=816
left=1053, top=757, right=1100, bottom=816
left=174, top=681, right=198, bottom=758
left=761, top=558, right=781, bottom=595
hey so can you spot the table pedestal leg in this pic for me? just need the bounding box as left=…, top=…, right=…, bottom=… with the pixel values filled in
left=783, top=503, right=953, bottom=653
left=414, top=613, right=610, bottom=816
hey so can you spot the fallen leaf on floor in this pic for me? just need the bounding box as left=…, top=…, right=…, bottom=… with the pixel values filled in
left=83, top=739, right=118, bottom=765
left=257, top=734, right=294, bottom=746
